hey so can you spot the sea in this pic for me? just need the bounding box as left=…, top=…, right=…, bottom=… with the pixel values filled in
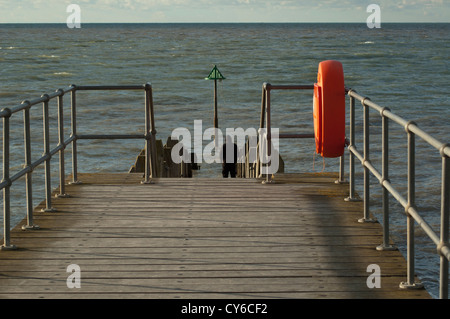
left=0, top=23, right=449, bottom=298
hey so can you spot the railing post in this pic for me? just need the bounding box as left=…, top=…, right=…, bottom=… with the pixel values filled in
left=1, top=108, right=16, bottom=250
left=259, top=84, right=266, bottom=131
left=262, top=84, right=273, bottom=184
left=359, top=98, right=375, bottom=223
left=149, top=84, right=158, bottom=179
left=377, top=108, right=396, bottom=251
left=142, top=83, right=154, bottom=184
left=22, top=101, right=39, bottom=230
left=41, top=94, right=56, bottom=212
left=400, top=122, right=423, bottom=289
left=336, top=149, right=345, bottom=183
left=256, top=84, right=267, bottom=179
left=439, top=146, right=449, bottom=299
left=56, top=89, right=69, bottom=198
left=69, top=86, right=81, bottom=185
left=345, top=93, right=359, bottom=202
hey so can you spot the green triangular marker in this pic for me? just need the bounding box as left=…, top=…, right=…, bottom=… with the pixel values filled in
left=205, top=65, right=226, bottom=80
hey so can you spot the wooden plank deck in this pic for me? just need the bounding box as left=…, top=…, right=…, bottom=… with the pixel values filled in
left=0, top=172, right=430, bottom=299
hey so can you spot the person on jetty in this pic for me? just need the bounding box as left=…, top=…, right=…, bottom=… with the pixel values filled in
left=221, top=135, right=238, bottom=178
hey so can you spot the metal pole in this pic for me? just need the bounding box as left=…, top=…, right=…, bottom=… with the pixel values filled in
left=257, top=84, right=267, bottom=179
left=142, top=83, right=156, bottom=183
left=57, top=90, right=69, bottom=198
left=41, top=95, right=56, bottom=212
left=142, top=85, right=151, bottom=183
left=359, top=98, right=375, bottom=223
left=1, top=108, right=16, bottom=250
left=149, top=84, right=157, bottom=179
left=214, top=78, right=219, bottom=150
left=262, top=84, right=273, bottom=184
left=69, top=87, right=81, bottom=185
left=345, top=94, right=359, bottom=202
left=400, top=125, right=423, bottom=289
left=22, top=101, right=39, bottom=230
left=406, top=129, right=416, bottom=287
left=260, top=84, right=266, bottom=130
left=439, top=152, right=449, bottom=299
left=377, top=109, right=396, bottom=251
left=336, top=152, right=345, bottom=184
left=214, top=78, right=218, bottom=130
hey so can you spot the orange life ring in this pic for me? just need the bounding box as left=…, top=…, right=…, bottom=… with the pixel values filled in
left=313, top=60, right=346, bottom=158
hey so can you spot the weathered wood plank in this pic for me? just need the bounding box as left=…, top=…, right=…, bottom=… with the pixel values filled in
left=0, top=292, right=427, bottom=299
left=0, top=291, right=427, bottom=299
left=0, top=173, right=431, bottom=299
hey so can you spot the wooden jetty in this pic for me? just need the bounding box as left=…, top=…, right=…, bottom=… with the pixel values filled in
left=0, top=172, right=430, bottom=299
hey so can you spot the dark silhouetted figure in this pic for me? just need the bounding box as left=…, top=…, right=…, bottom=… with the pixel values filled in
left=221, top=136, right=238, bottom=178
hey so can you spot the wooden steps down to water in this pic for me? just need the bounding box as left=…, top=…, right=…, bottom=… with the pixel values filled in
left=0, top=172, right=430, bottom=299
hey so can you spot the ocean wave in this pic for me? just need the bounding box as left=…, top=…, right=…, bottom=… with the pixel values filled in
left=351, top=52, right=386, bottom=59
left=52, top=71, right=73, bottom=76
left=38, top=54, right=60, bottom=58
left=28, top=75, right=48, bottom=81
left=0, top=92, right=22, bottom=98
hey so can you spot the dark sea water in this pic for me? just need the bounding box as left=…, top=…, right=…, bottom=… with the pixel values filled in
left=0, top=23, right=449, bottom=298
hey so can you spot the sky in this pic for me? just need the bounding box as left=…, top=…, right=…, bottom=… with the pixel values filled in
left=0, top=0, right=449, bottom=23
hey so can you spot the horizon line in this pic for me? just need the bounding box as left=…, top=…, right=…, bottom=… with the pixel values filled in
left=1, top=21, right=449, bottom=24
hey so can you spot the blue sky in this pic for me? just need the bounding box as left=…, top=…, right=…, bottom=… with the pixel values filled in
left=0, top=0, right=449, bottom=23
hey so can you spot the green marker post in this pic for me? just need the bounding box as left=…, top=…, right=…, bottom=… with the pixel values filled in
left=205, top=65, right=226, bottom=131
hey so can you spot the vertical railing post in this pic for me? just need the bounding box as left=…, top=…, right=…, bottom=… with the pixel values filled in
left=69, top=86, right=81, bottom=185
left=400, top=122, right=423, bottom=289
left=256, top=84, right=267, bottom=179
left=142, top=83, right=154, bottom=184
left=41, top=94, right=56, bottom=212
left=143, top=84, right=151, bottom=183
left=56, top=89, right=69, bottom=198
left=262, top=84, right=273, bottom=184
left=149, top=84, right=158, bottom=179
left=1, top=108, right=16, bottom=250
left=336, top=150, right=345, bottom=183
left=259, top=84, right=266, bottom=131
left=359, top=98, right=375, bottom=223
left=22, top=101, right=39, bottom=230
left=377, top=108, right=396, bottom=251
left=345, top=93, right=359, bottom=202
left=439, top=147, right=449, bottom=299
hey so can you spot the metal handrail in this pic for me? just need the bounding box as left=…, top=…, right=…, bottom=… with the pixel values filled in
left=1, top=83, right=156, bottom=250
left=258, top=83, right=345, bottom=184
left=258, top=82, right=448, bottom=298
left=1, top=81, right=448, bottom=298
left=345, top=88, right=449, bottom=299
